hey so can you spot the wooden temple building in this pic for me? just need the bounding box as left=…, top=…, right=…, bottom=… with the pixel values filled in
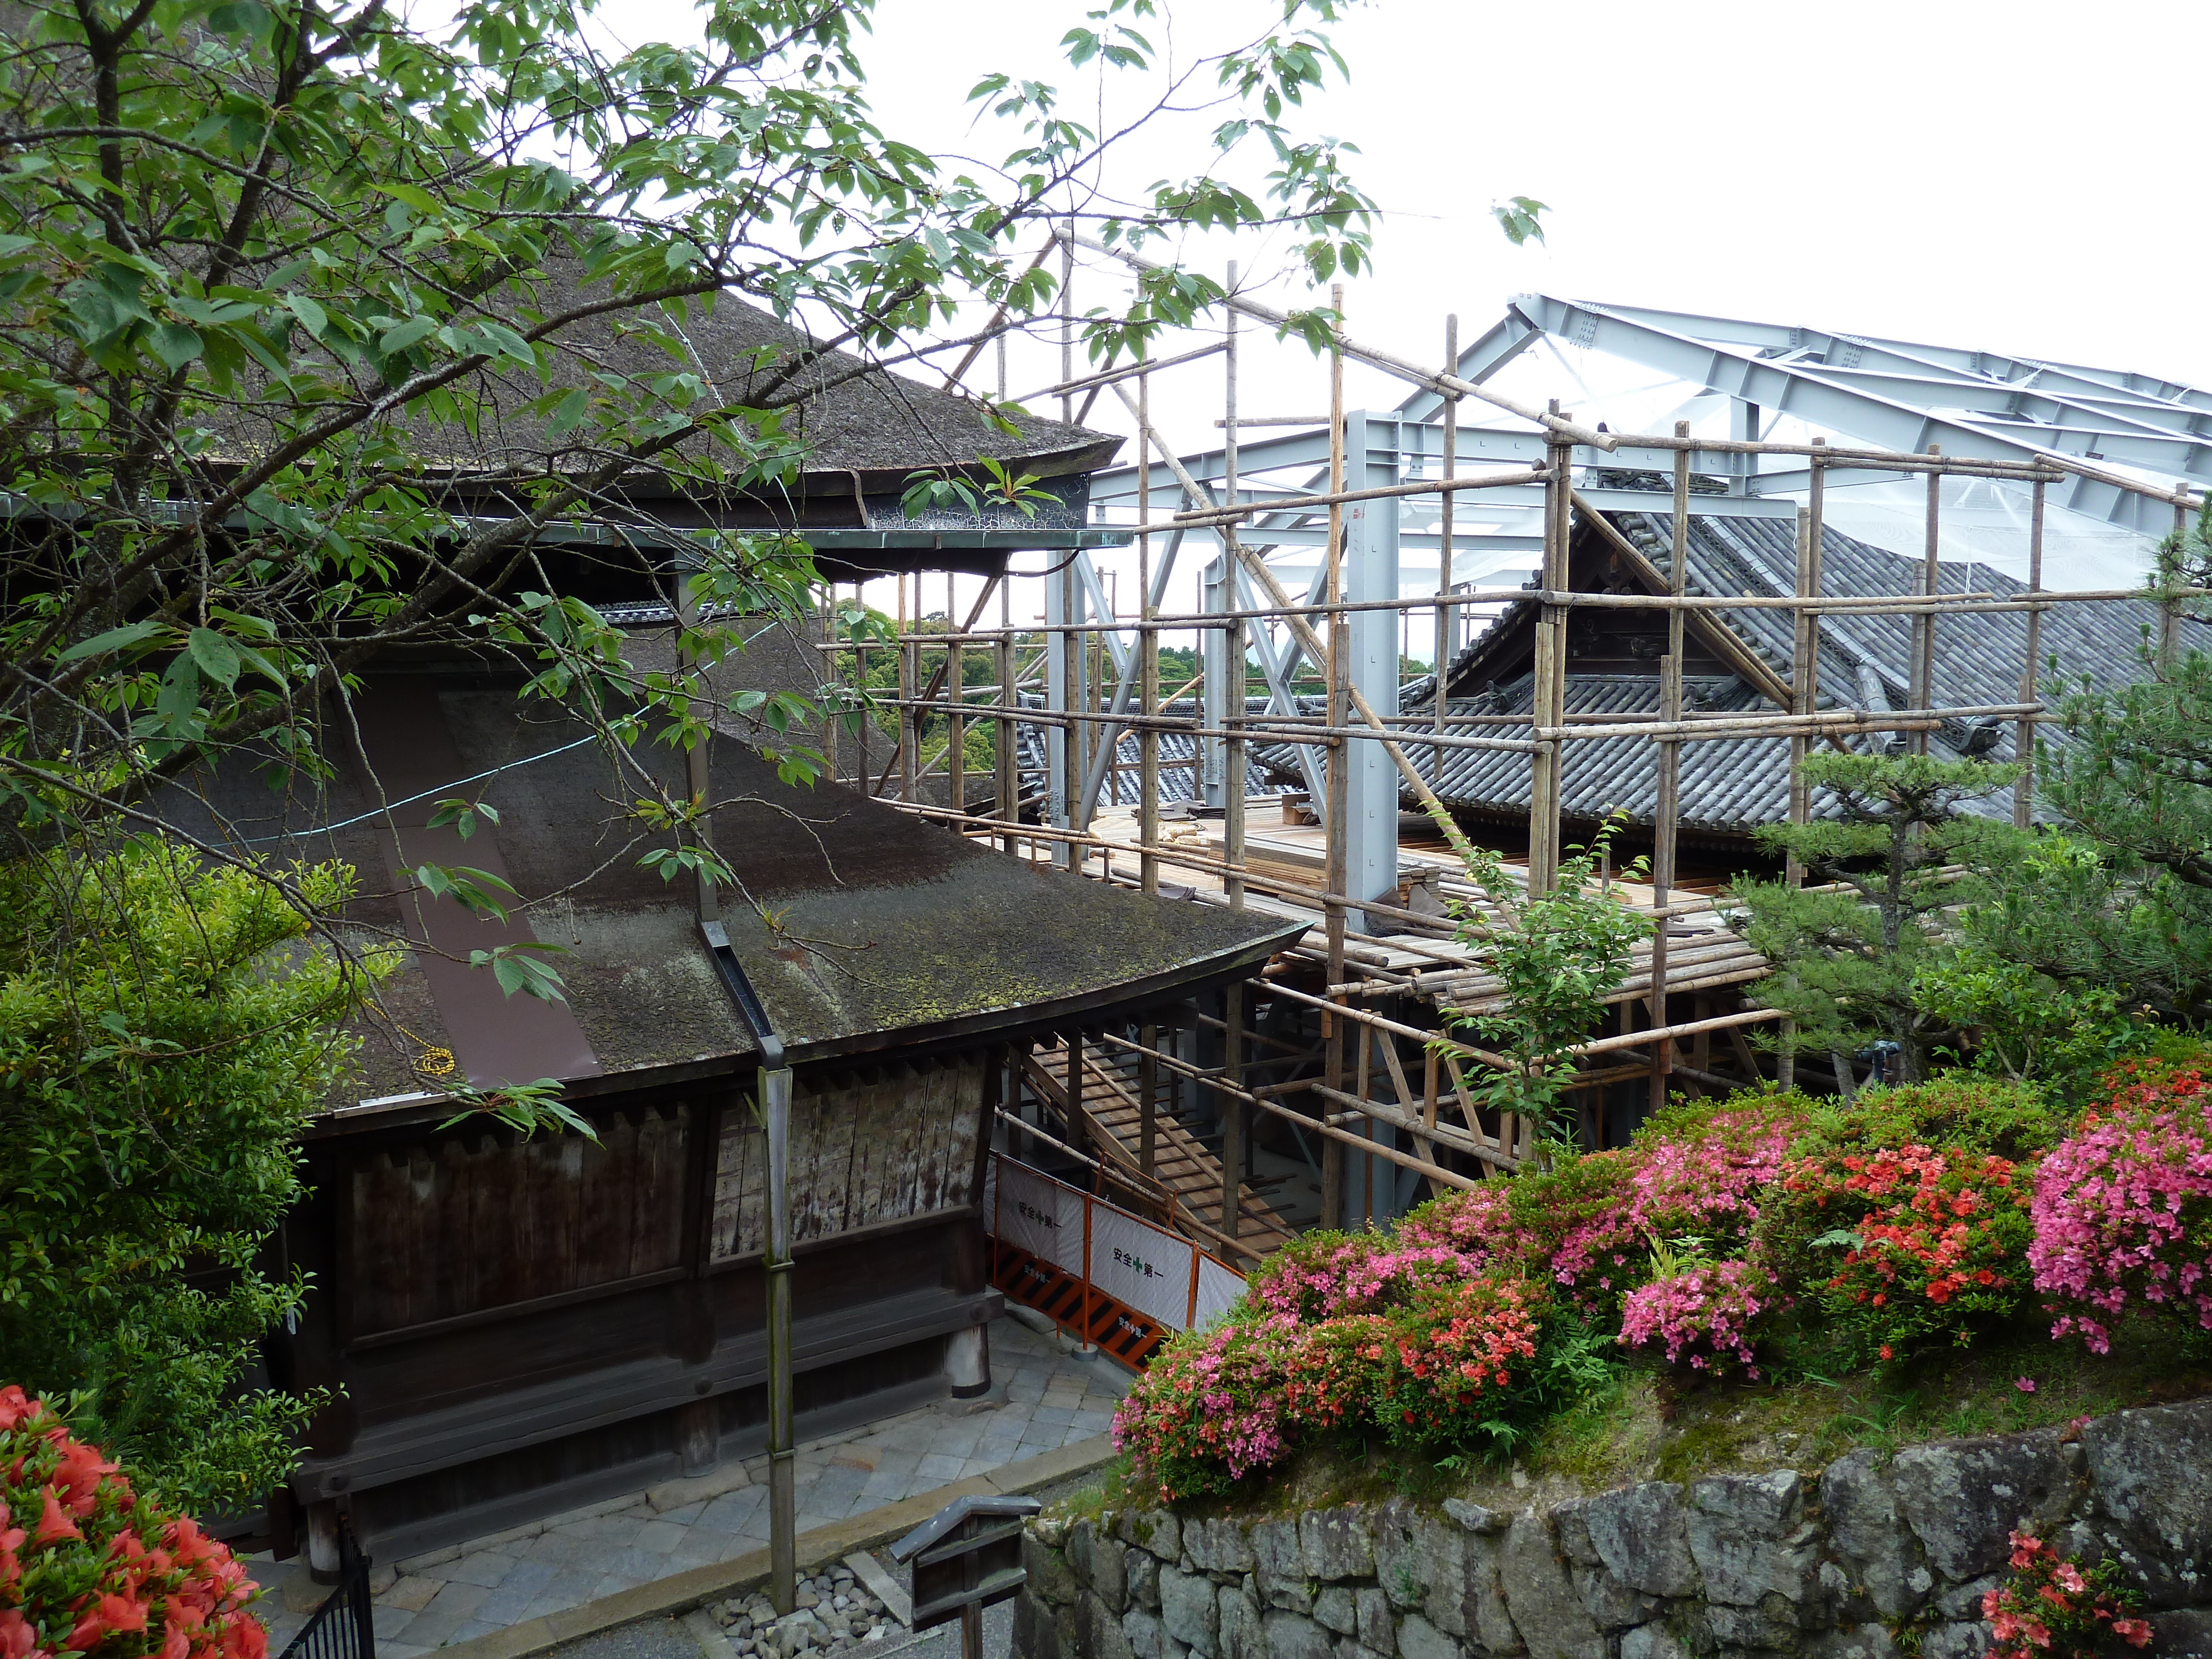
left=147, top=293, right=1301, bottom=1564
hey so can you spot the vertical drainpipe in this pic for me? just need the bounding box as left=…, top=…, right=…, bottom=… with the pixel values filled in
left=682, top=559, right=798, bottom=1613
left=702, top=921, right=796, bottom=1613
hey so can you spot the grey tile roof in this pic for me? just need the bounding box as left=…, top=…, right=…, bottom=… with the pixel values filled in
left=1395, top=508, right=2193, bottom=833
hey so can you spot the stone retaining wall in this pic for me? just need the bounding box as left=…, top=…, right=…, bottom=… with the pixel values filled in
left=1012, top=1399, right=2212, bottom=1659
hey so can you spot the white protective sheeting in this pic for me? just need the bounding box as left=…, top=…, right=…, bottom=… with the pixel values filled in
left=987, top=1154, right=1247, bottom=1333
left=992, top=1155, right=1087, bottom=1275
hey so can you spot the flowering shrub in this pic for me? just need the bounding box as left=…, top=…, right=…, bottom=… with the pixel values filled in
left=2030, top=1062, right=2212, bottom=1354
left=1773, top=1143, right=2032, bottom=1364
left=1980, top=1530, right=2149, bottom=1657
left=1111, top=1276, right=1548, bottom=1497
left=1369, top=1279, right=1547, bottom=1452
left=1110, top=1320, right=1295, bottom=1501
left=1248, top=1232, right=1471, bottom=1323
left=1552, top=1108, right=1792, bottom=1306
left=0, top=1386, right=265, bottom=1659
left=1617, top=1256, right=1775, bottom=1381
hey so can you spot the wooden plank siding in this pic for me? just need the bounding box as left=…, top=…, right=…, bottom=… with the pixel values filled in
left=709, top=1055, right=985, bottom=1262
left=295, top=1051, right=1001, bottom=1559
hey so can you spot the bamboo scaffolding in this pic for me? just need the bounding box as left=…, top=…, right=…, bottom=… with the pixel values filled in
left=948, top=261, right=2211, bottom=1255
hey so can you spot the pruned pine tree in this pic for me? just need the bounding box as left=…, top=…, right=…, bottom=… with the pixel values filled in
left=1732, top=752, right=2015, bottom=1087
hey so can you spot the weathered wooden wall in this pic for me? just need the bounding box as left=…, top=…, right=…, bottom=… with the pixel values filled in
left=281, top=1048, right=999, bottom=1561
left=711, top=1055, right=985, bottom=1260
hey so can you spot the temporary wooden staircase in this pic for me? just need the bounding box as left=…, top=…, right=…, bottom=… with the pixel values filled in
left=1021, top=1037, right=1295, bottom=1262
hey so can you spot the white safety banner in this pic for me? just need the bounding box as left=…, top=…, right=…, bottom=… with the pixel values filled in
left=993, top=1156, right=1087, bottom=1275
left=1088, top=1203, right=1200, bottom=1332
left=1192, top=1255, right=1248, bottom=1329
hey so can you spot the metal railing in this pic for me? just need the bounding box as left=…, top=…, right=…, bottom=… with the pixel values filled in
left=278, top=1522, right=375, bottom=1659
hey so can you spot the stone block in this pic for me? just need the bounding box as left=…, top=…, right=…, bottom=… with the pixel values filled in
left=1186, top=1517, right=1256, bottom=1577
left=1261, top=1608, right=1339, bottom=1659
left=1080, top=1592, right=1138, bottom=1659
left=1463, top=1530, right=1525, bottom=1657
left=1028, top=1532, right=1082, bottom=1606
left=1891, top=1430, right=2077, bottom=1587
left=1577, top=1484, right=1697, bottom=1600
left=1803, top=1625, right=1902, bottom=1659
left=1217, top=1584, right=1267, bottom=1659
left=1304, top=1509, right=1380, bottom=1582
left=1015, top=1592, right=1078, bottom=1659
left=1123, top=1605, right=1185, bottom=1659
left=1314, top=1586, right=1358, bottom=1634
left=1071, top=1525, right=1131, bottom=1616
left=1687, top=1472, right=1819, bottom=1610
left=1129, top=1548, right=1161, bottom=1611
left=1160, top=1564, right=1219, bottom=1657
left=1252, top=1519, right=1312, bottom=1614
left=2148, top=1606, right=2212, bottom=1658
left=1120, top=1510, right=1183, bottom=1565
left=1496, top=1511, right=1604, bottom=1659
left=1820, top=1449, right=1928, bottom=1621
left=1356, top=1587, right=1395, bottom=1653
left=2082, top=1397, right=2212, bottom=1608
left=1443, top=1501, right=1510, bottom=1535
left=1617, top=1625, right=1688, bottom=1659
left=1567, top=1560, right=1651, bottom=1631
left=1396, top=1613, right=1465, bottom=1659
left=1916, top=1621, right=1991, bottom=1659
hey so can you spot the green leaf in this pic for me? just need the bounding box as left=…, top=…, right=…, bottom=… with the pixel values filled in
left=187, top=627, right=241, bottom=687
left=378, top=315, right=439, bottom=355
left=58, top=619, right=166, bottom=663
left=489, top=950, right=567, bottom=1002
left=411, top=863, right=520, bottom=921
left=374, top=181, right=442, bottom=216
left=286, top=294, right=329, bottom=338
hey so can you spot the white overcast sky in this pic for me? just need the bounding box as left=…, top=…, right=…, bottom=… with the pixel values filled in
left=567, top=0, right=2212, bottom=615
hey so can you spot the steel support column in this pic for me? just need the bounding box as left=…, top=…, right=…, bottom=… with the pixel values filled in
left=1340, top=411, right=1402, bottom=930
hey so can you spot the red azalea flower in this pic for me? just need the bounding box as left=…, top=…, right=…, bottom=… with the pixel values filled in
left=34, top=1489, right=81, bottom=1547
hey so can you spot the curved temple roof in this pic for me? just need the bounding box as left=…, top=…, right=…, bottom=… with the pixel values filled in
left=155, top=674, right=1298, bottom=1110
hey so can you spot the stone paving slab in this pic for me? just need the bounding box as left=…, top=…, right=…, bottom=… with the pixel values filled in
left=251, top=1316, right=1123, bottom=1656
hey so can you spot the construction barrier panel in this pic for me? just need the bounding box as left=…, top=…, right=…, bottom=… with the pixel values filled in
left=983, top=1152, right=1246, bottom=1368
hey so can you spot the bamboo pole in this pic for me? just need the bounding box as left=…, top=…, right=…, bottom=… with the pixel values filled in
left=1220, top=981, right=1244, bottom=1238
left=1647, top=420, right=1690, bottom=1114
left=1530, top=413, right=1570, bottom=893
left=997, top=579, right=1017, bottom=850
left=2016, top=480, right=2046, bottom=830
left=898, top=578, right=916, bottom=803
left=1913, top=445, right=1940, bottom=755
left=1787, top=504, right=1814, bottom=889
left=1171, top=464, right=1548, bottom=526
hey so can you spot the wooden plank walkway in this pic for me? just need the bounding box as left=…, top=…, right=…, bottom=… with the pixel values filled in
left=1024, top=1039, right=1296, bottom=1261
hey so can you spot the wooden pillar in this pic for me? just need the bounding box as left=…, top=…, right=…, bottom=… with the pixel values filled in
left=674, top=1397, right=719, bottom=1478
left=1219, top=983, right=1244, bottom=1238
left=1065, top=1031, right=1086, bottom=1160
left=1138, top=1019, right=1157, bottom=1178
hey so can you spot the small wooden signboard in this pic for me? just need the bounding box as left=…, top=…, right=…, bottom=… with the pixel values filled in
left=888, top=1493, right=1042, bottom=1658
